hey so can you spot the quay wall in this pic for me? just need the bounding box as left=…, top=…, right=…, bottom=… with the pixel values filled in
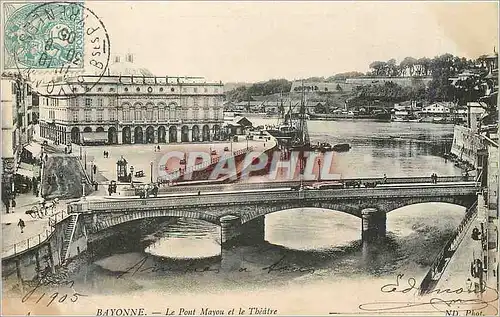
left=2, top=215, right=88, bottom=284
left=451, top=125, right=484, bottom=167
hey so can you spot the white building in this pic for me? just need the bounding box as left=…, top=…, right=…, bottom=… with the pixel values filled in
left=1, top=73, right=35, bottom=202
left=421, top=102, right=453, bottom=114
left=39, top=55, right=224, bottom=145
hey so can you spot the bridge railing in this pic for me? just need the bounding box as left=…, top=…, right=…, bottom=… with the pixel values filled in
left=84, top=184, right=479, bottom=212
left=2, top=209, right=70, bottom=259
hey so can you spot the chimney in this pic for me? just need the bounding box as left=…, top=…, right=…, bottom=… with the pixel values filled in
left=126, top=54, right=134, bottom=63
left=114, top=56, right=120, bottom=63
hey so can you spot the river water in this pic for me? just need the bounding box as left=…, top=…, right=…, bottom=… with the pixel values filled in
left=73, top=120, right=467, bottom=312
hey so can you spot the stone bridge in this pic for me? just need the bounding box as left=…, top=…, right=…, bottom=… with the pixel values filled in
left=70, top=180, right=480, bottom=246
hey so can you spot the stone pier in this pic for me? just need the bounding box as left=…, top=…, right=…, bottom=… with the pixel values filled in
left=220, top=215, right=265, bottom=248
left=361, top=208, right=386, bottom=241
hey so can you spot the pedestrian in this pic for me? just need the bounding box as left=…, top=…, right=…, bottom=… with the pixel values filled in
left=157, top=145, right=160, bottom=151
left=434, top=173, right=438, bottom=183
left=383, top=173, right=387, bottom=183
left=466, top=278, right=473, bottom=292
left=198, top=190, right=201, bottom=196
left=18, top=218, right=25, bottom=233
left=4, top=199, right=10, bottom=214
left=154, top=147, right=156, bottom=152
left=103, top=150, right=106, bottom=157
left=11, top=198, right=16, bottom=213
left=93, top=165, right=97, bottom=174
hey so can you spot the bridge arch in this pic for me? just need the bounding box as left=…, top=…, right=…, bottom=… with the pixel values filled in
left=88, top=209, right=219, bottom=233
left=238, top=196, right=476, bottom=224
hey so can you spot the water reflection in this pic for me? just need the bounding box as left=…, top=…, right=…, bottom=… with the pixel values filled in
left=145, top=219, right=221, bottom=259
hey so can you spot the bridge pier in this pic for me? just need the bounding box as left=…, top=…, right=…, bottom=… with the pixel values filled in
left=220, top=216, right=265, bottom=249
left=361, top=208, right=386, bottom=241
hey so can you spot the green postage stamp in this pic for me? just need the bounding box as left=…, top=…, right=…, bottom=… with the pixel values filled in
left=4, top=1, right=85, bottom=70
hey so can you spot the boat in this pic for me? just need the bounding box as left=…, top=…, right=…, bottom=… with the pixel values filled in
left=313, top=142, right=333, bottom=152
left=333, top=143, right=351, bottom=152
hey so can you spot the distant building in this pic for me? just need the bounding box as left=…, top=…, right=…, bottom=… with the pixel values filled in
left=421, top=102, right=453, bottom=115
left=39, top=54, right=225, bottom=145
left=224, top=116, right=253, bottom=136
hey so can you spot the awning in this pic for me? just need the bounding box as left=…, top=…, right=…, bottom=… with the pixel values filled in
left=83, top=132, right=108, bottom=143
left=24, top=143, right=42, bottom=157
left=16, top=168, right=34, bottom=178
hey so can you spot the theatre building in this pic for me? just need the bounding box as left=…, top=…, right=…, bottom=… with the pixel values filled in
left=39, top=55, right=224, bottom=145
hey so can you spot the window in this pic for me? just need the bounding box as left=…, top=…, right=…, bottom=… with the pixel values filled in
left=109, top=109, right=116, bottom=121
left=97, top=98, right=103, bottom=107
left=85, top=109, right=92, bottom=122
left=181, top=110, right=187, bottom=120
left=203, top=97, right=209, bottom=107
left=85, top=98, right=92, bottom=107
left=147, top=109, right=152, bottom=120
left=124, top=87, right=129, bottom=92
left=135, top=109, right=141, bottom=121
left=72, top=111, right=79, bottom=122
left=110, top=87, right=115, bottom=92
left=183, top=88, right=187, bottom=93
left=97, top=109, right=103, bottom=122
left=171, top=87, right=175, bottom=92
left=214, top=108, right=220, bottom=120
left=160, top=87, right=164, bottom=92
left=194, top=87, right=198, bottom=93
left=97, top=87, right=102, bottom=92
left=136, top=87, right=140, bottom=92
left=123, top=110, right=129, bottom=121
left=153, top=109, right=158, bottom=120
left=204, top=88, right=208, bottom=93
left=214, top=88, right=219, bottom=93
left=193, top=108, right=199, bottom=120
left=159, top=109, right=164, bottom=121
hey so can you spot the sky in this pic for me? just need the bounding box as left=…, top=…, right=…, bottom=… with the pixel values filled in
left=87, top=1, right=499, bottom=83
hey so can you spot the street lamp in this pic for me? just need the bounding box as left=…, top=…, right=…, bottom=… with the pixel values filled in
left=90, top=161, right=94, bottom=183
left=318, top=158, right=321, bottom=181
left=84, top=151, right=87, bottom=171
left=246, top=135, right=249, bottom=150
left=230, top=134, right=233, bottom=154
left=150, top=161, right=153, bottom=183
left=130, top=165, right=134, bottom=188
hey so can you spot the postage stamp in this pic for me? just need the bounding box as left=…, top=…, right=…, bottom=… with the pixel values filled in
left=2, top=1, right=110, bottom=98
left=4, top=1, right=85, bottom=69
left=1, top=1, right=498, bottom=317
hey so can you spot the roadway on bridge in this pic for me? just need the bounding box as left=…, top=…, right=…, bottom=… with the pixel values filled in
left=85, top=180, right=479, bottom=201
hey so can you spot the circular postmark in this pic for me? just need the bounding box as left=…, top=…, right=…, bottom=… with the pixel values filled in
left=4, top=1, right=111, bottom=98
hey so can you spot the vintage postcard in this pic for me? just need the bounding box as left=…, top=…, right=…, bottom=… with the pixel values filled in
left=1, top=1, right=498, bottom=316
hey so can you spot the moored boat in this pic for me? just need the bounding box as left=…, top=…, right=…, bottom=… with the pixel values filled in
left=333, top=143, right=351, bottom=152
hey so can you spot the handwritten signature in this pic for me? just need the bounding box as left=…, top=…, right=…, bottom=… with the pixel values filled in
left=116, top=254, right=315, bottom=278
left=21, top=272, right=87, bottom=314
left=358, top=274, right=499, bottom=314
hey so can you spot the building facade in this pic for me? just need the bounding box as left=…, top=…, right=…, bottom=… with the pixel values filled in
left=39, top=56, right=224, bottom=145
left=1, top=73, right=35, bottom=202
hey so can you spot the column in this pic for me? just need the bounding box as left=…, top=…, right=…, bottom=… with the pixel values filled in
left=361, top=208, right=386, bottom=242
left=165, top=127, right=170, bottom=143
left=188, top=128, right=192, bottom=142
left=154, top=129, right=158, bottom=143
left=117, top=130, right=123, bottom=144
left=176, top=127, right=182, bottom=143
